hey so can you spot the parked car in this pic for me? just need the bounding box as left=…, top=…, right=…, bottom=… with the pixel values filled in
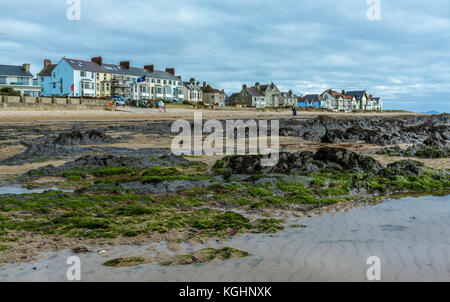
left=111, top=96, right=126, bottom=107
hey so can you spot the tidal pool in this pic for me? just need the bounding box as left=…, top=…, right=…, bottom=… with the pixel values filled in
left=0, top=185, right=73, bottom=195
left=1, top=195, right=449, bottom=282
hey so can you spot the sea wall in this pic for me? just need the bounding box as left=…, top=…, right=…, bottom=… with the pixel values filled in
left=0, top=95, right=111, bottom=110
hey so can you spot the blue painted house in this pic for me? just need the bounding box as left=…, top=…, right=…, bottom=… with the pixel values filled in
left=298, top=94, right=321, bottom=108
left=37, top=60, right=57, bottom=96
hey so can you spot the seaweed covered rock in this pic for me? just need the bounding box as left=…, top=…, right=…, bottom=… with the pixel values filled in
left=280, top=114, right=450, bottom=146
left=321, top=129, right=346, bottom=143
left=423, top=133, right=448, bottom=148
left=313, top=147, right=383, bottom=174
left=25, top=152, right=194, bottom=177
left=217, top=151, right=321, bottom=175
left=53, top=130, right=117, bottom=145
left=215, top=147, right=383, bottom=176
left=381, top=160, right=426, bottom=177
left=377, top=133, right=449, bottom=158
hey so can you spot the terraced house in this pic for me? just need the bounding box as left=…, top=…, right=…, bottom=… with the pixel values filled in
left=344, top=90, right=370, bottom=111
left=298, top=94, right=321, bottom=108
left=320, top=90, right=352, bottom=112
left=233, top=84, right=267, bottom=108
left=201, top=82, right=226, bottom=105
left=318, top=89, right=382, bottom=111
left=233, top=82, right=284, bottom=108
left=280, top=90, right=300, bottom=107
left=257, top=82, right=282, bottom=108
left=183, top=78, right=203, bottom=103
left=38, top=56, right=184, bottom=101
left=0, top=63, right=42, bottom=96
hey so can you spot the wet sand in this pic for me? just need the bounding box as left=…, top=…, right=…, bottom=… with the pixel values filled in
left=1, top=194, right=448, bottom=282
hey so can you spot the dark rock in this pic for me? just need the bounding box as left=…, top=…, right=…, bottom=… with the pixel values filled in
left=314, top=147, right=383, bottom=174
left=380, top=160, right=425, bottom=177
left=24, top=152, right=194, bottom=177
left=423, top=134, right=448, bottom=148
left=53, top=130, right=116, bottom=145
left=321, top=129, right=346, bottom=143
left=217, top=147, right=383, bottom=176
left=72, top=246, right=90, bottom=254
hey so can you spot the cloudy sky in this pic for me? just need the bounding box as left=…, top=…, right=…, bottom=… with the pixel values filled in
left=1, top=0, right=449, bottom=112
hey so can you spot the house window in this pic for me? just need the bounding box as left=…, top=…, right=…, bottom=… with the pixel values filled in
left=53, top=82, right=56, bottom=89
left=80, top=71, right=86, bottom=77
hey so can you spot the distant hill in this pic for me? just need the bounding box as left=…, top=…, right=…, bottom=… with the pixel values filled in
left=422, top=110, right=441, bottom=114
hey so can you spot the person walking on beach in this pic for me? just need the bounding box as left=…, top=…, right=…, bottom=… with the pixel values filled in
left=292, top=105, right=297, bottom=117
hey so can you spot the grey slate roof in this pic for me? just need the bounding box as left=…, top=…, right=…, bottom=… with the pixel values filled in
left=345, top=90, right=366, bottom=100
left=63, top=58, right=179, bottom=81
left=64, top=58, right=105, bottom=73
left=247, top=87, right=263, bottom=97
left=300, top=94, right=320, bottom=102
left=0, top=64, right=33, bottom=77
left=37, top=64, right=57, bottom=77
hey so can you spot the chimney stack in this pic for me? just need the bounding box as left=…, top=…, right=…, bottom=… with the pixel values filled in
left=203, top=82, right=206, bottom=88
left=22, top=64, right=30, bottom=73
left=144, top=65, right=154, bottom=72
left=165, top=68, right=175, bottom=75
left=91, top=56, right=103, bottom=66
left=120, top=61, right=130, bottom=70
left=44, top=59, right=52, bottom=68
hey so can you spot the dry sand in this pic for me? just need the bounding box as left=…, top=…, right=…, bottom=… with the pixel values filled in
left=0, top=108, right=418, bottom=123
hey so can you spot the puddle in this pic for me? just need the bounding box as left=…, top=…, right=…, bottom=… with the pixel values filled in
left=0, top=194, right=449, bottom=282
left=0, top=185, right=73, bottom=195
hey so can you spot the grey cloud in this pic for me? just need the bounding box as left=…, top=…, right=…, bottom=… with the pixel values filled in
left=0, top=0, right=449, bottom=112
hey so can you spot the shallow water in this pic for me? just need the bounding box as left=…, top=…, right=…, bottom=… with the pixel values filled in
left=1, top=195, right=449, bottom=282
left=0, top=185, right=73, bottom=195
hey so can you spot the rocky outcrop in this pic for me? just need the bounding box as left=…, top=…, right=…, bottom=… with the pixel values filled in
left=380, top=160, right=426, bottom=177
left=25, top=152, right=193, bottom=177
left=215, top=147, right=383, bottom=176
left=377, top=133, right=449, bottom=159
left=53, top=130, right=117, bottom=145
left=279, top=114, right=450, bottom=146
left=314, top=147, right=383, bottom=174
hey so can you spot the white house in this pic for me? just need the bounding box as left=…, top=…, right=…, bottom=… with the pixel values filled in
left=183, top=78, right=203, bottom=103
left=0, top=63, right=42, bottom=96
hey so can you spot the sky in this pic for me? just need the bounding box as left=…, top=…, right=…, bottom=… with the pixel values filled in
left=0, top=0, right=449, bottom=112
